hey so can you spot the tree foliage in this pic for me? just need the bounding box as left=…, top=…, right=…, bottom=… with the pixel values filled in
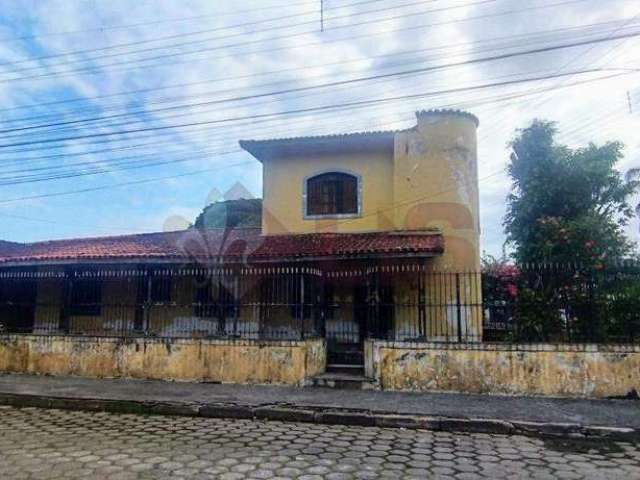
left=193, top=198, right=262, bottom=229
left=504, top=120, right=639, bottom=266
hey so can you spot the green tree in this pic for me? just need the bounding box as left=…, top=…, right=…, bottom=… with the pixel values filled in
left=627, top=168, right=640, bottom=236
left=194, top=198, right=262, bottom=229
left=504, top=120, right=639, bottom=266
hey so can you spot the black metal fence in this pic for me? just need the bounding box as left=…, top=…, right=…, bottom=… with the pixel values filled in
left=0, top=267, right=325, bottom=340
left=0, top=263, right=639, bottom=344
left=482, top=262, right=640, bottom=344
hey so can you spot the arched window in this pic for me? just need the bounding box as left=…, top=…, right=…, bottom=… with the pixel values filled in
left=305, top=172, right=360, bottom=216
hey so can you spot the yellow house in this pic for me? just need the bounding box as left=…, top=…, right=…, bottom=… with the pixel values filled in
left=0, top=109, right=481, bottom=379
left=241, top=109, right=480, bottom=270
left=240, top=109, right=481, bottom=363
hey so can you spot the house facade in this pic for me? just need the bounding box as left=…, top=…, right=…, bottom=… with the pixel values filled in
left=0, top=109, right=481, bottom=382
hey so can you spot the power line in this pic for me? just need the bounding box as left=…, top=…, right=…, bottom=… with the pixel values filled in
left=0, top=157, right=250, bottom=205
left=0, top=70, right=634, bottom=187
left=1, top=66, right=636, bottom=151
left=1, top=62, right=632, bottom=163
left=1, top=0, right=588, bottom=83
left=2, top=0, right=436, bottom=69
left=0, top=0, right=456, bottom=73
left=3, top=86, right=632, bottom=234
left=2, top=16, right=627, bottom=116
left=4, top=30, right=639, bottom=140
left=477, top=10, right=640, bottom=144
left=0, top=211, right=150, bottom=234
left=0, top=87, right=522, bottom=181
left=6, top=26, right=639, bottom=136
left=0, top=0, right=322, bottom=43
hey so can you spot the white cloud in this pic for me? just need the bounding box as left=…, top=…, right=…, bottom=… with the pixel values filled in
left=0, top=0, right=637, bottom=254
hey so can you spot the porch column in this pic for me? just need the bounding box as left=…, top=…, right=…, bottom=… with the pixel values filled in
left=298, top=271, right=305, bottom=340
left=418, top=261, right=427, bottom=339
left=134, top=269, right=150, bottom=333
left=455, top=273, right=463, bottom=343
left=216, top=272, right=227, bottom=335
left=232, top=272, right=240, bottom=337
left=318, top=273, right=327, bottom=338
left=144, top=270, right=152, bottom=333
left=365, top=264, right=381, bottom=339
left=58, top=269, right=73, bottom=334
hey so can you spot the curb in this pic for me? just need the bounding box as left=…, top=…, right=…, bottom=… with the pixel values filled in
left=0, top=392, right=637, bottom=441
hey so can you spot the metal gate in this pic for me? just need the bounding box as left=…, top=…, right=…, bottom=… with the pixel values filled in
left=323, top=278, right=394, bottom=366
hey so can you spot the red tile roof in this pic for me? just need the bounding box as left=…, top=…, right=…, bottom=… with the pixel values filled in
left=0, top=228, right=443, bottom=265
left=0, top=240, right=21, bottom=252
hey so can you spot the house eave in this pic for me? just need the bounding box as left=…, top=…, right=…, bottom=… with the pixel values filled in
left=0, top=251, right=443, bottom=269
left=239, top=132, right=397, bottom=162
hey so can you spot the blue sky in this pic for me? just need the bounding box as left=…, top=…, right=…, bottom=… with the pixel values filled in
left=0, top=0, right=638, bottom=257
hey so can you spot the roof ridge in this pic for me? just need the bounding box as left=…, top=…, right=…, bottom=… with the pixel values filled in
left=239, top=128, right=405, bottom=145
left=265, top=228, right=441, bottom=237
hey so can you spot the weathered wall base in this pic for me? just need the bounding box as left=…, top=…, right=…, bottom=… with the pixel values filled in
left=0, top=335, right=326, bottom=385
left=366, top=340, right=640, bottom=398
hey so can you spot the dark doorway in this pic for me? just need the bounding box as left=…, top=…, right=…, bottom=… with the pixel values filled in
left=325, top=283, right=367, bottom=366
left=0, top=280, right=37, bottom=333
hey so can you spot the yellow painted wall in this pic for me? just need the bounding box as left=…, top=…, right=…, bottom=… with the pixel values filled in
left=70, top=277, right=138, bottom=335
left=260, top=111, right=480, bottom=271
left=366, top=341, right=640, bottom=398
left=0, top=335, right=326, bottom=385
left=394, top=112, right=480, bottom=270
left=262, top=150, right=395, bottom=234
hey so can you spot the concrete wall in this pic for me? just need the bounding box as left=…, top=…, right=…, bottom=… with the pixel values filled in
left=0, top=335, right=326, bottom=385
left=365, top=340, right=640, bottom=398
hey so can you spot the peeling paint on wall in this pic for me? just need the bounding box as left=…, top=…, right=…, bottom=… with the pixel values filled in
left=0, top=335, right=326, bottom=385
left=366, top=340, right=640, bottom=398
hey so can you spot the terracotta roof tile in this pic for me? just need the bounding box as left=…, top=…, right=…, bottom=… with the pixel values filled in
left=0, top=228, right=443, bottom=265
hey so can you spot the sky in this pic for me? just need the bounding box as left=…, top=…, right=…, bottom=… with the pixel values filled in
left=0, top=0, right=638, bottom=257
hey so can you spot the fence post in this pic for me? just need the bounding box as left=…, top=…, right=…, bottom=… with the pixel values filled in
left=418, top=264, right=426, bottom=340
left=299, top=272, right=305, bottom=340
left=58, top=269, right=73, bottom=334
left=318, top=273, right=326, bottom=338
left=233, top=274, right=239, bottom=337
left=144, top=270, right=152, bottom=335
left=456, top=273, right=462, bottom=343
left=217, top=273, right=227, bottom=335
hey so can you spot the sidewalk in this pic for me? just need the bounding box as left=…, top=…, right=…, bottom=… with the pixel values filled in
left=0, top=373, right=638, bottom=440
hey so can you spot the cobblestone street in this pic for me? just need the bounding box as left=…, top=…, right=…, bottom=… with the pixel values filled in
left=0, top=406, right=638, bottom=479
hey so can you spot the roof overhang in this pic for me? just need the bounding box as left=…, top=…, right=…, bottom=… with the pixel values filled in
left=0, top=228, right=444, bottom=269
left=239, top=131, right=397, bottom=162
left=0, top=251, right=441, bottom=269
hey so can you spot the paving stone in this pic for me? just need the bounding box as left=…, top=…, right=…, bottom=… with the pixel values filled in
left=0, top=405, right=637, bottom=479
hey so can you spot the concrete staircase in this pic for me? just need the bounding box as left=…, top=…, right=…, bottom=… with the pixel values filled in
left=310, top=364, right=377, bottom=390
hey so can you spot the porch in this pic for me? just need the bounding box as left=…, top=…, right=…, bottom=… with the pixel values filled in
left=0, top=262, right=482, bottom=367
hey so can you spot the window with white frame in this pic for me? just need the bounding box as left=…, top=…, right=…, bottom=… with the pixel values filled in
left=305, top=172, right=360, bottom=217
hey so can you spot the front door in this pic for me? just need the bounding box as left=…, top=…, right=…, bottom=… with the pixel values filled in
left=325, top=283, right=366, bottom=366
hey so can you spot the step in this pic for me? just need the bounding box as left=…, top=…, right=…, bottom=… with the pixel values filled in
left=326, top=363, right=364, bottom=376
left=310, top=372, right=376, bottom=390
